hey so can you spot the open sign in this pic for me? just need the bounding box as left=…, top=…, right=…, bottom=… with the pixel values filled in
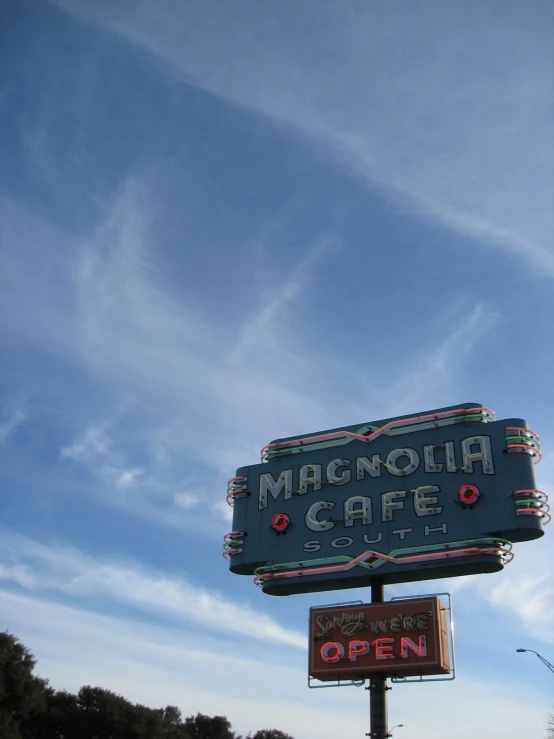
left=309, top=597, right=450, bottom=680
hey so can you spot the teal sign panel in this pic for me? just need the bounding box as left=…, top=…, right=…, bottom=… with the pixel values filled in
left=226, top=403, right=546, bottom=595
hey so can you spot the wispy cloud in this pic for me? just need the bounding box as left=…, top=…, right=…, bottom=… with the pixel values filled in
left=69, top=180, right=337, bottom=454
left=1, top=6, right=552, bottom=738
left=61, top=424, right=147, bottom=492
left=51, top=0, right=554, bottom=276
left=469, top=457, right=554, bottom=641
left=0, top=586, right=549, bottom=739
left=373, top=302, right=499, bottom=416
left=0, top=589, right=322, bottom=738
left=174, top=491, right=200, bottom=509
left=0, top=528, right=305, bottom=649
left=61, top=426, right=111, bottom=460
left=1, top=180, right=500, bottom=529
left=58, top=422, right=220, bottom=531
left=0, top=396, right=27, bottom=444
left=229, top=231, right=340, bottom=362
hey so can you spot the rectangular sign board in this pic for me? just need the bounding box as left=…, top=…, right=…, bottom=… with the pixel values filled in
left=309, top=597, right=450, bottom=681
left=228, top=403, right=545, bottom=595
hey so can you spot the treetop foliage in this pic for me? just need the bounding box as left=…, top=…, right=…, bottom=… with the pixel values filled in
left=546, top=708, right=554, bottom=739
left=0, top=632, right=293, bottom=739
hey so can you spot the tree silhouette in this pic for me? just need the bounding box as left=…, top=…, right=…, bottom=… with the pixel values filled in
left=546, top=708, right=554, bottom=739
left=0, top=632, right=292, bottom=739
left=0, top=631, right=49, bottom=738
left=184, top=712, right=236, bottom=739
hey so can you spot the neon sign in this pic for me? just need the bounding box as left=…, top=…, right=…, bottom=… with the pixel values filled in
left=309, top=598, right=451, bottom=680
left=226, top=403, right=548, bottom=595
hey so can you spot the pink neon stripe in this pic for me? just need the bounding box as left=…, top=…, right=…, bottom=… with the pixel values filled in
left=513, top=489, right=548, bottom=502
left=223, top=531, right=242, bottom=542
left=257, top=544, right=511, bottom=582
left=516, top=508, right=551, bottom=525
left=227, top=475, right=246, bottom=486
left=506, top=443, right=542, bottom=463
left=261, top=406, right=495, bottom=456
left=227, top=490, right=247, bottom=506
left=226, top=477, right=248, bottom=506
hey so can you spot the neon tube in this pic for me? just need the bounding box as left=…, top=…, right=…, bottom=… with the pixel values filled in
left=262, top=408, right=495, bottom=457
left=515, top=508, right=551, bottom=525
left=505, top=428, right=542, bottom=464
left=254, top=543, right=511, bottom=586
left=226, top=476, right=248, bottom=506
left=223, top=531, right=245, bottom=559
left=261, top=406, right=496, bottom=460
left=514, top=500, right=550, bottom=512
left=513, top=489, right=548, bottom=502
left=254, top=537, right=512, bottom=576
left=223, top=530, right=244, bottom=541
left=506, top=443, right=542, bottom=463
left=505, top=435, right=540, bottom=445
left=254, top=540, right=512, bottom=585
left=505, top=426, right=541, bottom=443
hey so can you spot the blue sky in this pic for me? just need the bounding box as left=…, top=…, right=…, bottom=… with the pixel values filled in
left=1, top=1, right=553, bottom=737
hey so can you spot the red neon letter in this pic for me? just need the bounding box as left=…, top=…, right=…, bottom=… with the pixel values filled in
left=320, top=641, right=345, bottom=663
left=374, top=637, right=395, bottom=660
left=348, top=639, right=370, bottom=662
left=400, top=635, right=427, bottom=658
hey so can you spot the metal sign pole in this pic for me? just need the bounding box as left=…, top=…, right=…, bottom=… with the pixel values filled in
left=368, top=580, right=388, bottom=739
